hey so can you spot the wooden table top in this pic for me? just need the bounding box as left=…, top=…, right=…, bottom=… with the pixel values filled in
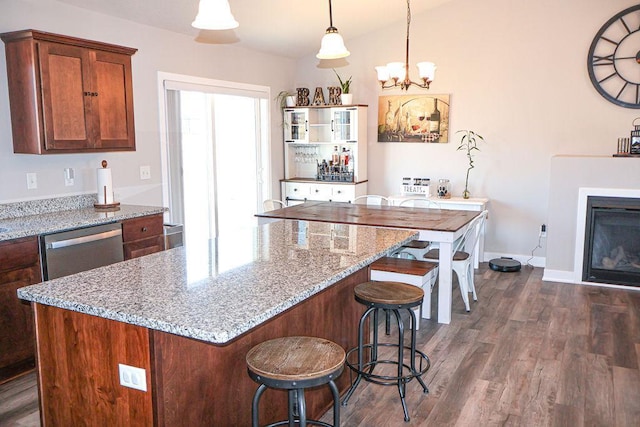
left=257, top=201, right=479, bottom=233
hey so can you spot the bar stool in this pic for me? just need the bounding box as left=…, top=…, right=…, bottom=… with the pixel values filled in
left=246, top=336, right=345, bottom=427
left=370, top=256, right=438, bottom=328
left=342, top=281, right=430, bottom=422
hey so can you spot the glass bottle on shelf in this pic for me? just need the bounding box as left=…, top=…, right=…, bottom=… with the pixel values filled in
left=331, top=146, right=340, bottom=165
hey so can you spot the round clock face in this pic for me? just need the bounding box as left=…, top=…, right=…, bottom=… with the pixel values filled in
left=588, top=5, right=640, bottom=109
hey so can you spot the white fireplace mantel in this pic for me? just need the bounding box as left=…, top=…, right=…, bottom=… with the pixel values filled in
left=544, top=155, right=640, bottom=290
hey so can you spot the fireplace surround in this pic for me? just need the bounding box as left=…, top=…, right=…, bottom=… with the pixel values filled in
left=582, top=196, right=640, bottom=287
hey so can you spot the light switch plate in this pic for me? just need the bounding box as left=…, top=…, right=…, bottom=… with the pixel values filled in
left=26, top=173, right=37, bottom=189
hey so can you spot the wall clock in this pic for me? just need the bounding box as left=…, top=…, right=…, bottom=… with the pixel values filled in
left=587, top=5, right=640, bottom=109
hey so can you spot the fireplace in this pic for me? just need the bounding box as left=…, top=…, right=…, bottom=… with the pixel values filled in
left=582, top=196, right=640, bottom=287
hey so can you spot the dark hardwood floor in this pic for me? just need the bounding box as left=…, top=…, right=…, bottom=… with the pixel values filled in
left=1, top=265, right=639, bottom=426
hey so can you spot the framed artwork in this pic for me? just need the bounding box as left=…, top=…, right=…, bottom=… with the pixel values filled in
left=377, top=94, right=450, bottom=143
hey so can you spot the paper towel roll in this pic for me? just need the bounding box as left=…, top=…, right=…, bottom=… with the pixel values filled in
left=97, top=167, right=114, bottom=205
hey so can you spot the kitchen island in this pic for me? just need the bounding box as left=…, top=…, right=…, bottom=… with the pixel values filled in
left=18, top=220, right=417, bottom=426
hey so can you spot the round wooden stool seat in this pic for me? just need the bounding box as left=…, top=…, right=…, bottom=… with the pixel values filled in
left=247, top=336, right=345, bottom=427
left=354, top=281, right=424, bottom=307
left=247, top=336, right=345, bottom=388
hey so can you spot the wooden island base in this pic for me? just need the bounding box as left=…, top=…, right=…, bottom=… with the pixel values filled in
left=34, top=267, right=368, bottom=426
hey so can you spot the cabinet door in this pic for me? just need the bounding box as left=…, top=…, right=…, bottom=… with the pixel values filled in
left=283, top=109, right=308, bottom=143
left=38, top=42, right=94, bottom=150
left=331, top=107, right=357, bottom=143
left=92, top=50, right=136, bottom=149
left=0, top=237, right=41, bottom=383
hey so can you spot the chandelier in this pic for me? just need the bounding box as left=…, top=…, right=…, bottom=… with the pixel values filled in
left=375, top=0, right=436, bottom=90
left=316, top=0, right=350, bottom=59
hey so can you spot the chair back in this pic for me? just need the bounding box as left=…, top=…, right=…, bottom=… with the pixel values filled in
left=454, top=210, right=488, bottom=255
left=399, top=197, right=441, bottom=209
left=352, top=195, right=389, bottom=206
left=262, top=199, right=286, bottom=211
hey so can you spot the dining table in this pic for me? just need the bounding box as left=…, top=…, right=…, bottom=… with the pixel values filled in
left=256, top=201, right=482, bottom=324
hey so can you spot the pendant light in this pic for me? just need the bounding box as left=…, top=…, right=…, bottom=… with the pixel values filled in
left=316, top=0, right=350, bottom=59
left=375, top=0, right=435, bottom=90
left=192, top=0, right=239, bottom=30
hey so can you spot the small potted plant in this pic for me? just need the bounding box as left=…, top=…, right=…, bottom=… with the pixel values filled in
left=333, top=69, right=352, bottom=105
left=275, top=90, right=296, bottom=109
left=456, top=130, right=485, bottom=199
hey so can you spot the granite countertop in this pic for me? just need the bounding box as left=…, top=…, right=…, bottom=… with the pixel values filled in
left=18, top=220, right=417, bottom=344
left=0, top=194, right=166, bottom=242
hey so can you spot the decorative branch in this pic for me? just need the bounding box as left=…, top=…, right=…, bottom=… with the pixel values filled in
left=456, top=130, right=484, bottom=199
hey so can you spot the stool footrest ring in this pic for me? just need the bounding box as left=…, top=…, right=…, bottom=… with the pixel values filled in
left=344, top=343, right=430, bottom=386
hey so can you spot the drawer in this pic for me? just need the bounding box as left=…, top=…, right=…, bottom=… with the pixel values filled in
left=122, top=214, right=164, bottom=242
left=307, top=184, right=333, bottom=201
left=331, top=185, right=355, bottom=202
left=123, top=236, right=165, bottom=260
left=284, top=182, right=310, bottom=200
left=0, top=237, right=39, bottom=272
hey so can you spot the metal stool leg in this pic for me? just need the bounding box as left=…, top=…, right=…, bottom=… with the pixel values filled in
left=342, top=306, right=376, bottom=405
left=296, top=388, right=307, bottom=427
left=252, top=384, right=268, bottom=427
left=408, top=308, right=429, bottom=393
left=392, top=309, right=410, bottom=422
left=328, top=379, right=340, bottom=427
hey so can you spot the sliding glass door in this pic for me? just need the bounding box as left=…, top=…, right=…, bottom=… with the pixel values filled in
left=161, top=76, right=270, bottom=250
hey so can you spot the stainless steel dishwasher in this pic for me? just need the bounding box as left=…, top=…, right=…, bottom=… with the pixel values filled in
left=41, top=222, right=124, bottom=280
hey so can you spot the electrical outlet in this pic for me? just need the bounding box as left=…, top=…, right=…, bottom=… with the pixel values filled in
left=118, top=363, right=147, bottom=392
left=26, top=173, right=37, bottom=190
left=539, top=224, right=547, bottom=238
left=140, top=165, right=151, bottom=180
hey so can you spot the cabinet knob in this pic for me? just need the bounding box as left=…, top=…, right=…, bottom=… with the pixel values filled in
left=337, top=190, right=342, bottom=194
left=141, top=227, right=147, bottom=232
left=315, top=189, right=319, bottom=193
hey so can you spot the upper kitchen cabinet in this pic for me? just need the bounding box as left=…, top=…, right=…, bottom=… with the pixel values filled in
left=0, top=30, right=137, bottom=154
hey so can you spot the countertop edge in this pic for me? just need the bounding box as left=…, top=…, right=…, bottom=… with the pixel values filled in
left=17, top=231, right=417, bottom=344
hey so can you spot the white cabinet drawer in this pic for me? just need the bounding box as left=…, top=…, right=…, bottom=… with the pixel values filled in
left=331, top=185, right=355, bottom=202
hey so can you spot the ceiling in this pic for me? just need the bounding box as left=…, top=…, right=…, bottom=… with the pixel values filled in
left=56, top=0, right=453, bottom=59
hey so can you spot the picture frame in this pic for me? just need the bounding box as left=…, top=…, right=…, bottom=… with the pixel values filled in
left=377, top=94, right=450, bottom=143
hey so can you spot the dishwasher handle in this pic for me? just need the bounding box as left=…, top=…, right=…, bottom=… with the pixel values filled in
left=47, top=228, right=122, bottom=250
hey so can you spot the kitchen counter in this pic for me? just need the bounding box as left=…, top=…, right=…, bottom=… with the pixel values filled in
left=0, top=195, right=166, bottom=241
left=19, top=219, right=417, bottom=425
left=18, top=220, right=417, bottom=344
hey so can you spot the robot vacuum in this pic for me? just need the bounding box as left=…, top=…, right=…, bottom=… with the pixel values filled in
left=489, top=257, right=522, bottom=272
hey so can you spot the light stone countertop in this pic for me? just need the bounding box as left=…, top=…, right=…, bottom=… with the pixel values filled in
left=18, top=220, right=418, bottom=344
left=0, top=204, right=167, bottom=242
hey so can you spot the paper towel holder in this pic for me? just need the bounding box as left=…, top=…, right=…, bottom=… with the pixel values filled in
left=94, top=160, right=121, bottom=210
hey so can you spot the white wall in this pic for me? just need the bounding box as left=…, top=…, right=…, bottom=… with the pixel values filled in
left=0, top=0, right=293, bottom=205
left=292, top=0, right=639, bottom=264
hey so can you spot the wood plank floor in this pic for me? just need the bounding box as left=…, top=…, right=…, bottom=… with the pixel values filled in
left=1, top=265, right=639, bottom=426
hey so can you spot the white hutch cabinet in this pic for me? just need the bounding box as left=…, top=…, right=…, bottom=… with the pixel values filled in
left=281, top=105, right=368, bottom=204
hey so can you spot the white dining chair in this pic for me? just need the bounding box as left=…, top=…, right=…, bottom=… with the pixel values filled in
left=352, top=195, right=389, bottom=205
left=396, top=197, right=441, bottom=259
left=422, top=210, right=488, bottom=311
left=262, top=199, right=286, bottom=211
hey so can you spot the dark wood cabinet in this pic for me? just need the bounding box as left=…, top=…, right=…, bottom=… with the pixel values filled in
left=0, top=236, right=41, bottom=384
left=122, top=214, right=165, bottom=260
left=0, top=30, right=137, bottom=154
